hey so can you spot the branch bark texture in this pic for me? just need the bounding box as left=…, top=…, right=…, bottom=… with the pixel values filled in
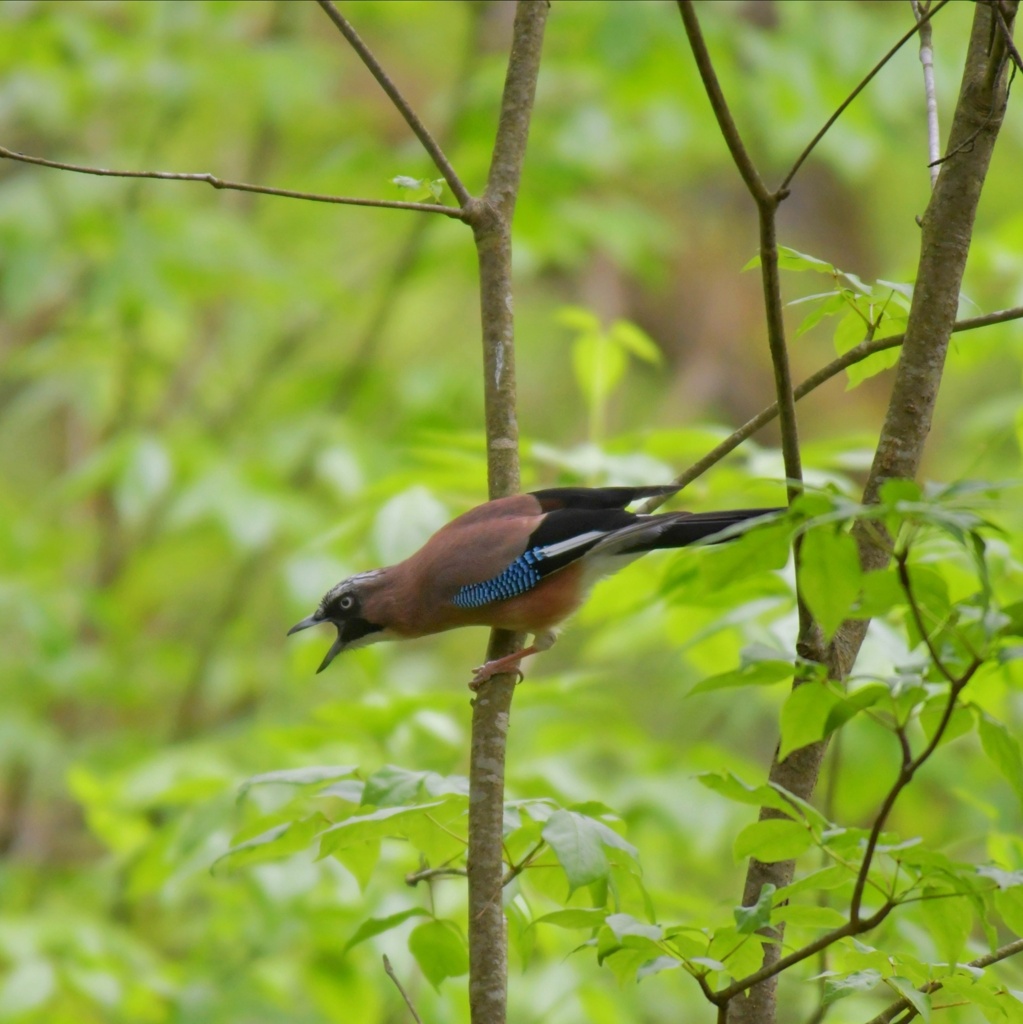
left=680, top=2, right=1016, bottom=1022
left=464, top=6, right=549, bottom=1024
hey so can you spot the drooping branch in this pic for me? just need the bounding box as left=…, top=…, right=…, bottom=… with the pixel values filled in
left=0, top=145, right=465, bottom=217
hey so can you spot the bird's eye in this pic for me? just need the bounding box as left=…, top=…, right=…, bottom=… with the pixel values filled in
left=338, top=594, right=355, bottom=611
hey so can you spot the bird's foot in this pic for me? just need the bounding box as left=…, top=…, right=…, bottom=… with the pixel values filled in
left=468, top=655, right=526, bottom=691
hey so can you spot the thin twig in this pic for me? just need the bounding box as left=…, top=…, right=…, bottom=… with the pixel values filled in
left=864, top=937, right=1023, bottom=1024
left=405, top=865, right=468, bottom=886
left=382, top=955, right=424, bottom=1024
left=676, top=1, right=771, bottom=202
left=846, top=551, right=981, bottom=921
left=994, top=0, right=1023, bottom=74
left=780, top=0, right=951, bottom=190
left=315, top=0, right=472, bottom=208
left=0, top=145, right=465, bottom=218
left=910, top=0, right=941, bottom=187
left=638, top=304, right=1023, bottom=513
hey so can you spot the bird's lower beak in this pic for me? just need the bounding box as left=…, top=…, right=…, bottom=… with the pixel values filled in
left=287, top=613, right=322, bottom=636
left=316, top=632, right=346, bottom=674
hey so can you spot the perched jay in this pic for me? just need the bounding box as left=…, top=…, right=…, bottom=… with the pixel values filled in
left=289, top=485, right=779, bottom=688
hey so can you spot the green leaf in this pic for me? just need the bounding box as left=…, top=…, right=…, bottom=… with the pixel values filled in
left=344, top=908, right=431, bottom=954
left=604, top=913, right=662, bottom=942
left=919, top=888, right=973, bottom=965
left=555, top=305, right=601, bottom=332
left=212, top=812, right=329, bottom=873
left=636, top=956, right=681, bottom=980
left=995, top=886, right=1023, bottom=935
left=977, top=711, right=1023, bottom=810
left=408, top=919, right=468, bottom=989
left=824, top=682, right=889, bottom=734
left=823, top=969, right=882, bottom=1005
left=572, top=331, right=627, bottom=407
left=332, top=838, right=381, bottom=890
left=690, top=659, right=793, bottom=694
left=779, top=682, right=839, bottom=760
left=799, top=527, right=862, bottom=639
left=773, top=904, right=846, bottom=929
left=733, top=819, right=813, bottom=863
left=361, top=765, right=432, bottom=807
left=317, top=800, right=448, bottom=858
left=608, top=319, right=662, bottom=364
left=531, top=908, right=608, bottom=930
left=237, top=765, right=357, bottom=801
left=855, top=570, right=905, bottom=617
left=833, top=308, right=868, bottom=356
left=889, top=977, right=931, bottom=1023
left=734, top=883, right=776, bottom=934
left=794, top=291, right=847, bottom=338
left=696, top=772, right=796, bottom=815
left=542, top=810, right=612, bottom=892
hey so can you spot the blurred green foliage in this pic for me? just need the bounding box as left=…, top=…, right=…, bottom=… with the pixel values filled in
left=1, top=2, right=1023, bottom=1022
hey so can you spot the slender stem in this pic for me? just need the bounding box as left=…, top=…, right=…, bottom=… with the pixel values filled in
left=911, top=0, right=941, bottom=187
left=993, top=1, right=1023, bottom=73
left=864, top=937, right=1023, bottom=1024
left=846, top=552, right=981, bottom=921
left=315, top=0, right=472, bottom=208
left=0, top=144, right=464, bottom=217
left=780, top=0, right=952, bottom=190
left=676, top=1, right=771, bottom=202
left=382, top=955, right=424, bottom=1024
left=636, top=304, right=1023, bottom=514
left=405, top=866, right=468, bottom=886
left=466, top=8, right=549, bottom=1024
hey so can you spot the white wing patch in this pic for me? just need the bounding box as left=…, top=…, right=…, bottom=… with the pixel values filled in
left=535, top=529, right=610, bottom=560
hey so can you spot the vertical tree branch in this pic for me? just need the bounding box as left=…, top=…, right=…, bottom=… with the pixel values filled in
left=911, top=0, right=942, bottom=186
left=678, top=2, right=1016, bottom=1022
left=463, top=6, right=549, bottom=1024
left=678, top=5, right=820, bottom=1018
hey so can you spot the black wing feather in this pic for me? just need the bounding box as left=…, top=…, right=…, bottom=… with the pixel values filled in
left=530, top=485, right=677, bottom=512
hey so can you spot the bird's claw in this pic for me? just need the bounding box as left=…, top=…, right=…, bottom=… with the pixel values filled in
left=468, top=662, right=525, bottom=691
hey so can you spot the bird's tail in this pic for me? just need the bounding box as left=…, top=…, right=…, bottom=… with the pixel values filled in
left=591, top=507, right=783, bottom=558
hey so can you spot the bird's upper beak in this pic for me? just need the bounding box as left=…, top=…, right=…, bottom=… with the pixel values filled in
left=287, top=612, right=347, bottom=674
left=287, top=613, right=322, bottom=636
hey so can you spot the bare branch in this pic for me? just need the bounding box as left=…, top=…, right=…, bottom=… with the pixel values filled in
left=0, top=144, right=465, bottom=217
left=911, top=1, right=941, bottom=186
left=382, top=955, right=424, bottom=1024
left=780, top=0, right=952, bottom=191
left=676, top=1, right=771, bottom=203
left=315, top=0, right=472, bottom=207
left=466, top=7, right=550, bottom=1024
left=994, top=0, right=1023, bottom=74
left=405, top=865, right=467, bottom=886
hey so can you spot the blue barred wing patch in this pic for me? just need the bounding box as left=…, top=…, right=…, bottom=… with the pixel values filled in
left=452, top=546, right=547, bottom=608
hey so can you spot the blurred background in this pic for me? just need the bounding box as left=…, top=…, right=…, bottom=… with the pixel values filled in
left=1, top=1, right=1022, bottom=1021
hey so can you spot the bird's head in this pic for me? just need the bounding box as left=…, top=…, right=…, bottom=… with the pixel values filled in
left=287, top=570, right=388, bottom=673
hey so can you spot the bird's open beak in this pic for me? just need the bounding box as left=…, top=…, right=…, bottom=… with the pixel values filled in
left=315, top=631, right=346, bottom=674
left=287, top=613, right=322, bottom=636
left=287, top=613, right=347, bottom=674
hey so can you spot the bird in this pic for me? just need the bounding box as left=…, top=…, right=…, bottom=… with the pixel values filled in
left=288, top=485, right=781, bottom=688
